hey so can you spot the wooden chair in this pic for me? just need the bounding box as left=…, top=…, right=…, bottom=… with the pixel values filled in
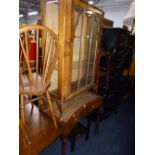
left=19, top=24, right=59, bottom=143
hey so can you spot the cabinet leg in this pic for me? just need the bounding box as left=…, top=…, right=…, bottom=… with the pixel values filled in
left=70, top=137, right=75, bottom=152
left=85, top=115, right=91, bottom=141
left=94, top=108, right=101, bottom=135
left=61, top=136, right=67, bottom=155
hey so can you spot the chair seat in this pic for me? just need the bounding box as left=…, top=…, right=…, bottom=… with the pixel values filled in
left=20, top=73, right=49, bottom=95
left=53, top=91, right=102, bottom=122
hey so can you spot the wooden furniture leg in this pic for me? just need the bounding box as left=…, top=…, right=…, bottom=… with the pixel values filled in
left=68, top=122, right=88, bottom=152
left=61, top=136, right=67, bottom=155
left=20, top=95, right=25, bottom=125
left=19, top=118, right=31, bottom=145
left=19, top=95, right=31, bottom=146
left=46, top=91, right=57, bottom=128
left=94, top=108, right=101, bottom=135
left=38, top=98, right=44, bottom=111
left=70, top=136, right=75, bottom=152
left=85, top=115, right=91, bottom=141
left=70, top=129, right=76, bottom=152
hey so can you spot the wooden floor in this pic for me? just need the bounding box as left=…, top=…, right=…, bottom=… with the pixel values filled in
left=19, top=103, right=61, bottom=155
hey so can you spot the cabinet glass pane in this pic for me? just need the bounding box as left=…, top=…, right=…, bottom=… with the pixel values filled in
left=71, top=4, right=101, bottom=93
left=43, top=1, right=60, bottom=95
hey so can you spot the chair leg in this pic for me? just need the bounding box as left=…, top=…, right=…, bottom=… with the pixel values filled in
left=46, top=91, right=57, bottom=128
left=29, top=95, right=34, bottom=108
left=19, top=118, right=31, bottom=145
left=20, top=95, right=25, bottom=125
left=61, top=136, right=67, bottom=155
left=38, top=98, right=44, bottom=111
left=19, top=95, right=31, bottom=145
left=94, top=108, right=101, bottom=135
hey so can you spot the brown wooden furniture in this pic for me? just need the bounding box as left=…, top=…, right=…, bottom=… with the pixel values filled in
left=102, top=17, right=113, bottom=28
left=40, top=1, right=104, bottom=154
left=19, top=0, right=106, bottom=154
left=19, top=103, right=61, bottom=155
left=97, top=51, right=111, bottom=92
left=95, top=17, right=113, bottom=92
left=53, top=91, right=103, bottom=155
left=19, top=24, right=59, bottom=144
left=68, top=122, right=88, bottom=152
left=41, top=0, right=103, bottom=103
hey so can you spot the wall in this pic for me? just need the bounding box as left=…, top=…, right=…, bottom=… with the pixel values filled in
left=19, top=15, right=39, bottom=26
left=102, top=4, right=130, bottom=28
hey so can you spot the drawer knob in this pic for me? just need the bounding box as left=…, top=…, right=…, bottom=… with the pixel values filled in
left=83, top=104, right=86, bottom=108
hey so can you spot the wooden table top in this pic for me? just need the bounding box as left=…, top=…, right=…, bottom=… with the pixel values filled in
left=19, top=103, right=61, bottom=155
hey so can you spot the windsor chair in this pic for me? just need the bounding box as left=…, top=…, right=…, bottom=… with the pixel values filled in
left=19, top=24, right=59, bottom=143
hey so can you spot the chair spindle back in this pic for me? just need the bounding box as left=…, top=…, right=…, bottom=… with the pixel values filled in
left=19, top=24, right=59, bottom=95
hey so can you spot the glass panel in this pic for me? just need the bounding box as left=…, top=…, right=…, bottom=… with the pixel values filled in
left=87, top=39, right=97, bottom=84
left=71, top=5, right=101, bottom=93
left=71, top=38, right=80, bottom=92
left=45, top=1, right=60, bottom=35
left=43, top=1, right=60, bottom=95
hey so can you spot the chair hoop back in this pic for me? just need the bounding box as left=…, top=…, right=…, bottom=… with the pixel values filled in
left=19, top=24, right=59, bottom=95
